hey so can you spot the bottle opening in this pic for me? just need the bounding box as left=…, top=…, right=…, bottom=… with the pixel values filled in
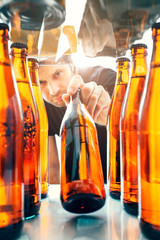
left=130, top=43, right=148, bottom=50
left=0, top=23, right=9, bottom=30
left=152, top=22, right=160, bottom=30
left=152, top=23, right=160, bottom=37
left=10, top=42, right=28, bottom=49
left=0, top=23, right=9, bottom=38
left=28, top=57, right=38, bottom=63
left=131, top=43, right=148, bottom=56
left=116, top=57, right=130, bottom=63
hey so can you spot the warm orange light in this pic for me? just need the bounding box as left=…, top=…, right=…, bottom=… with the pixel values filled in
left=12, top=10, right=21, bottom=29
left=62, top=25, right=77, bottom=53
left=0, top=212, right=9, bottom=227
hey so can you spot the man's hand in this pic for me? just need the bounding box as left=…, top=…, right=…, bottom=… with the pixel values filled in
left=62, top=75, right=110, bottom=126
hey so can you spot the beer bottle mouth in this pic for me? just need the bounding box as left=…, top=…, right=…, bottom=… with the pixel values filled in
left=152, top=22, right=160, bottom=37
left=130, top=43, right=148, bottom=57
left=0, top=23, right=9, bottom=30
left=28, top=57, right=39, bottom=69
left=152, top=22, right=160, bottom=30
left=10, top=42, right=28, bottom=50
left=0, top=23, right=9, bottom=39
left=130, top=43, right=148, bottom=50
left=116, top=57, right=130, bottom=63
left=71, top=88, right=81, bottom=101
left=28, top=57, right=38, bottom=63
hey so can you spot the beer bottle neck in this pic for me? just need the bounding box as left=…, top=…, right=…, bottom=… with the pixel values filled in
left=131, top=48, right=147, bottom=77
left=151, top=36, right=160, bottom=67
left=28, top=61, right=39, bottom=85
left=70, top=89, right=80, bottom=105
left=0, top=29, right=10, bottom=64
left=66, top=89, right=81, bottom=116
left=10, top=48, right=30, bottom=82
left=117, top=61, right=130, bottom=84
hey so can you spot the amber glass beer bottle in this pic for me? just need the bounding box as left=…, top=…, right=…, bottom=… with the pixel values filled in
left=120, top=43, right=148, bottom=215
left=107, top=57, right=130, bottom=199
left=0, top=24, right=24, bottom=239
left=10, top=43, right=41, bottom=218
left=28, top=57, right=49, bottom=199
left=60, top=89, right=105, bottom=213
left=138, top=23, right=160, bottom=239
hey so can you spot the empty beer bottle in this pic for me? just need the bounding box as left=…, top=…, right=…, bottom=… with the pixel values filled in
left=60, top=89, right=105, bottom=213
left=107, top=57, right=130, bottom=200
left=138, top=23, right=160, bottom=239
left=120, top=43, right=148, bottom=215
left=0, top=24, right=24, bottom=240
left=10, top=43, right=41, bottom=218
left=28, top=57, right=49, bottom=200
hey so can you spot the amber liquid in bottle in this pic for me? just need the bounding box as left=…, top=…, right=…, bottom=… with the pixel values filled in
left=0, top=24, right=24, bottom=240
left=107, top=57, right=130, bottom=200
left=60, top=90, right=105, bottom=213
left=120, top=44, right=148, bottom=215
left=138, top=23, right=160, bottom=239
left=10, top=43, right=41, bottom=219
left=28, top=58, right=49, bottom=200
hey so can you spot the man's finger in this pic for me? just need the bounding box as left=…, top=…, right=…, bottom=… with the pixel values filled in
left=81, top=82, right=97, bottom=106
left=86, top=85, right=103, bottom=117
left=62, top=94, right=70, bottom=105
left=93, top=91, right=110, bottom=122
left=67, top=75, right=84, bottom=95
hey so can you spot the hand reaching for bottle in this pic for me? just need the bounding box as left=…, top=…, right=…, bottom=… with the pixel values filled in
left=62, top=75, right=110, bottom=126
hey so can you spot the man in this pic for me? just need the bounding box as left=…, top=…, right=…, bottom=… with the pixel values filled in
left=38, top=55, right=116, bottom=183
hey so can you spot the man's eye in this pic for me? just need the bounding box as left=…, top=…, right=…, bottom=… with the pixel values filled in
left=40, top=80, right=47, bottom=85
left=54, top=71, right=62, bottom=78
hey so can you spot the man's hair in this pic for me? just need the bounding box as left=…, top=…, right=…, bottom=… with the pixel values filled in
left=38, top=55, right=73, bottom=66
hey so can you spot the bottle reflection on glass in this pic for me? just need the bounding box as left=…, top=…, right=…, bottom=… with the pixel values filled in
left=121, top=209, right=141, bottom=240
left=60, top=89, right=105, bottom=214
left=107, top=197, right=122, bottom=239
left=60, top=216, right=105, bottom=240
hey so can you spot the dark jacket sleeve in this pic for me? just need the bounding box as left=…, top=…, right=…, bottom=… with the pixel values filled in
left=44, top=99, right=66, bottom=136
left=78, top=66, right=116, bottom=97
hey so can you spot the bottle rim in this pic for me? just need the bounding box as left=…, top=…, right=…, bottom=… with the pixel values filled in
left=130, top=43, right=148, bottom=50
left=152, top=22, right=160, bottom=30
left=28, top=57, right=38, bottom=63
left=0, top=23, right=9, bottom=30
left=10, top=42, right=28, bottom=50
left=116, top=57, right=130, bottom=63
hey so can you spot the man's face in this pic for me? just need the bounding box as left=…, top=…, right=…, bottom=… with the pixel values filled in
left=38, top=64, right=73, bottom=107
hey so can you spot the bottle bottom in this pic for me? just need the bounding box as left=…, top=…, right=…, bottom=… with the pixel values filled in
left=41, top=183, right=48, bottom=200
left=140, top=218, right=160, bottom=240
left=24, top=194, right=41, bottom=219
left=0, top=220, right=23, bottom=240
left=61, top=193, right=105, bottom=214
left=41, top=192, right=48, bottom=200
left=109, top=190, right=120, bottom=200
left=123, top=201, right=138, bottom=216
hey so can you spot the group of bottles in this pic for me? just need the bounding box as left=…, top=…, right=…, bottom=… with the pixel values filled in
left=107, top=22, right=160, bottom=239
left=0, top=23, right=48, bottom=240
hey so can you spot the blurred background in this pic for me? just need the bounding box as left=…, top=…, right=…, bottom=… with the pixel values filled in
left=0, top=0, right=160, bottom=71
